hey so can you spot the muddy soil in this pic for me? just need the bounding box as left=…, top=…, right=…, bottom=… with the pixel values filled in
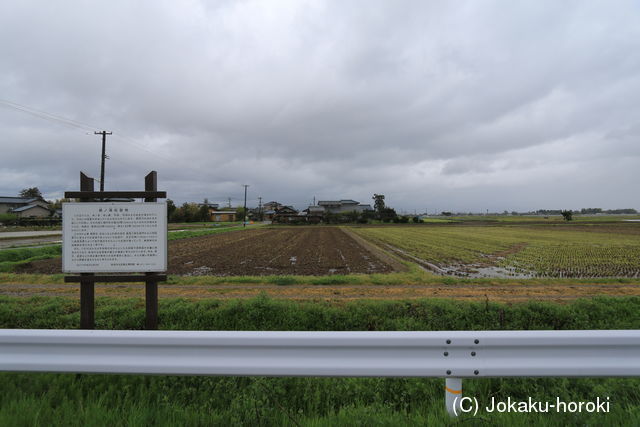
left=15, top=227, right=395, bottom=276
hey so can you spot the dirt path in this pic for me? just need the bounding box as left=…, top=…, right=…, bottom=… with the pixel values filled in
left=2, top=282, right=638, bottom=302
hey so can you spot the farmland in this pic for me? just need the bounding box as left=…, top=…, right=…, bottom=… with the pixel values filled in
left=352, top=223, right=640, bottom=278
left=3, top=222, right=640, bottom=302
left=15, top=227, right=397, bottom=276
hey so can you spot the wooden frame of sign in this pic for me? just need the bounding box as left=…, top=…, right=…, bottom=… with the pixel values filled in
left=64, top=171, right=167, bottom=330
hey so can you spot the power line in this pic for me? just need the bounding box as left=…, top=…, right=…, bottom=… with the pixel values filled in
left=0, top=99, right=100, bottom=131
left=0, top=99, right=174, bottom=165
left=0, top=99, right=268, bottom=202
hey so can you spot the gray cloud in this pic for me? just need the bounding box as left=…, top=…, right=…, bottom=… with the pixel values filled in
left=1, top=0, right=640, bottom=213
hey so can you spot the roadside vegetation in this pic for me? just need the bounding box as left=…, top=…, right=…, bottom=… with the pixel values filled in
left=1, top=295, right=639, bottom=426
left=0, top=246, right=61, bottom=273
left=167, top=224, right=257, bottom=241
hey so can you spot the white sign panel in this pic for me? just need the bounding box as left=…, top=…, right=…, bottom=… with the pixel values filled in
left=63, top=202, right=167, bottom=273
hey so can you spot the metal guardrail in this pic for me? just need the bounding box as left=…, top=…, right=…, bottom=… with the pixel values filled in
left=2, top=329, right=640, bottom=416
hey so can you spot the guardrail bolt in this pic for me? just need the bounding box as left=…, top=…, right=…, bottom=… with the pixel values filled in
left=446, top=370, right=452, bottom=375
left=474, top=339, right=479, bottom=344
left=444, top=351, right=449, bottom=356
left=446, top=339, right=451, bottom=344
left=471, top=351, right=476, bottom=356
left=474, top=370, right=479, bottom=375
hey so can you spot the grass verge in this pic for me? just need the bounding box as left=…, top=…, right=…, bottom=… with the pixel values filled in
left=2, top=269, right=640, bottom=288
left=167, top=225, right=249, bottom=240
left=1, top=296, right=639, bottom=426
left=0, top=246, right=61, bottom=272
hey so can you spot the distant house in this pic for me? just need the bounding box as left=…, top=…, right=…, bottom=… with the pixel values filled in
left=259, top=202, right=288, bottom=221
left=316, top=199, right=373, bottom=214
left=272, top=206, right=300, bottom=223
left=262, top=201, right=283, bottom=211
left=209, top=209, right=237, bottom=222
left=11, top=204, right=52, bottom=218
left=0, top=197, right=51, bottom=218
left=304, top=205, right=325, bottom=223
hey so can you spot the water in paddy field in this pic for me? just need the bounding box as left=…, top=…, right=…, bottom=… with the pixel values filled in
left=441, top=264, right=536, bottom=279
left=384, top=243, right=535, bottom=279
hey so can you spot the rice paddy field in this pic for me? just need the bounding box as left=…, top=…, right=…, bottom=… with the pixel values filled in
left=352, top=223, right=640, bottom=278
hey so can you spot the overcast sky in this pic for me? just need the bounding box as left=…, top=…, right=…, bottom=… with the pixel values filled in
left=1, top=1, right=639, bottom=213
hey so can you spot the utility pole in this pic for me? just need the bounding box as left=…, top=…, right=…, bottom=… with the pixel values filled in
left=95, top=131, right=112, bottom=191
left=258, top=196, right=262, bottom=221
left=242, top=185, right=249, bottom=228
left=227, top=197, right=232, bottom=209
left=313, top=196, right=316, bottom=206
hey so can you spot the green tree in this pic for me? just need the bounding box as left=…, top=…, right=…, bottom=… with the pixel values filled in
left=198, top=203, right=211, bottom=222
left=380, top=207, right=397, bottom=223
left=171, top=206, right=185, bottom=222
left=344, top=210, right=360, bottom=223
left=179, top=202, right=200, bottom=222
left=20, top=187, right=42, bottom=199
left=561, top=210, right=573, bottom=221
left=167, top=199, right=177, bottom=221
left=50, top=198, right=72, bottom=210
left=372, top=194, right=385, bottom=218
left=236, top=207, right=247, bottom=223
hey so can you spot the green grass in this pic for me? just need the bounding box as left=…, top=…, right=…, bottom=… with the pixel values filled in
left=167, top=224, right=250, bottom=240
left=4, top=269, right=640, bottom=288
left=420, top=218, right=456, bottom=223
left=1, top=296, right=639, bottom=425
left=443, top=215, right=640, bottom=223
left=0, top=245, right=61, bottom=272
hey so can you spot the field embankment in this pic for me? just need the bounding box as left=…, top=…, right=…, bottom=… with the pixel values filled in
left=2, top=276, right=640, bottom=302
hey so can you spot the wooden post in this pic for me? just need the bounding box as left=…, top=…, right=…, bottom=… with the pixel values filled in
left=145, top=171, right=159, bottom=330
left=79, top=172, right=95, bottom=329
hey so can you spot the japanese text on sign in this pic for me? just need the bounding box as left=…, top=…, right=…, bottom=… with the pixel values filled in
left=63, top=202, right=167, bottom=273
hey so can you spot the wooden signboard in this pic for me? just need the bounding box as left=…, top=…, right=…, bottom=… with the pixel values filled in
left=64, top=171, right=167, bottom=330
left=63, top=202, right=167, bottom=273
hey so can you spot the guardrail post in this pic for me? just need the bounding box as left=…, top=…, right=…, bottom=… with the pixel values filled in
left=445, top=377, right=462, bottom=417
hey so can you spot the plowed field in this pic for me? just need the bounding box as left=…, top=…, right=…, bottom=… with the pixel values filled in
left=15, top=227, right=396, bottom=276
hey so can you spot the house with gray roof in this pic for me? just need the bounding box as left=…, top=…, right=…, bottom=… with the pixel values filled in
left=0, top=196, right=51, bottom=218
